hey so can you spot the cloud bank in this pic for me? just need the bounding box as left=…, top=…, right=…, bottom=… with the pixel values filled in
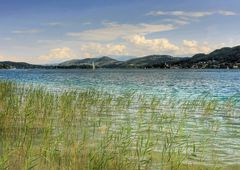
left=147, top=10, right=237, bottom=17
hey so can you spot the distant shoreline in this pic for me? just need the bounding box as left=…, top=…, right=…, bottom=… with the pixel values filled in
left=1, top=45, right=240, bottom=69
left=1, top=67, right=239, bottom=70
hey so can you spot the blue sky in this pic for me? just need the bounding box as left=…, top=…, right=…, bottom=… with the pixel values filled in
left=0, top=0, right=239, bottom=64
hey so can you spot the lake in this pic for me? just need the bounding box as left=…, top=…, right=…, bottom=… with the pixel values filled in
left=0, top=69, right=240, bottom=167
left=0, top=69, right=240, bottom=99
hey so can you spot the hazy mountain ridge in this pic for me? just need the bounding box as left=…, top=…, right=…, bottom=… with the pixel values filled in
left=124, top=55, right=184, bottom=68
left=59, top=56, right=123, bottom=68
left=1, top=46, right=240, bottom=69
left=0, top=61, right=44, bottom=69
left=169, top=46, right=240, bottom=68
left=57, top=45, right=240, bottom=69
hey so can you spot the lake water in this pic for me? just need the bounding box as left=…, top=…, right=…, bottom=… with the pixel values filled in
left=0, top=69, right=240, bottom=166
left=0, top=69, right=240, bottom=99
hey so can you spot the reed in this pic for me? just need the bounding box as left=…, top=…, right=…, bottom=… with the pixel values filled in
left=0, top=80, right=239, bottom=170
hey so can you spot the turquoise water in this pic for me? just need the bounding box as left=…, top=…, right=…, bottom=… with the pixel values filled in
left=0, top=69, right=240, bottom=165
left=0, top=69, right=240, bottom=99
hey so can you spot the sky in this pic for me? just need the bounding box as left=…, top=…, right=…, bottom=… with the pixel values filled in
left=0, top=0, right=239, bottom=64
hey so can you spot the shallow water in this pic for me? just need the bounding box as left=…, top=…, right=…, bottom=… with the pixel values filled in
left=0, top=69, right=240, bottom=166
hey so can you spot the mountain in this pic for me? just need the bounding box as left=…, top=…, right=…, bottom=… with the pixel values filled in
left=170, top=46, right=240, bottom=68
left=1, top=45, right=240, bottom=69
left=0, top=63, right=12, bottom=69
left=123, top=55, right=183, bottom=68
left=58, top=55, right=183, bottom=68
left=59, top=56, right=123, bottom=68
left=0, top=61, right=43, bottom=69
left=56, top=45, right=240, bottom=69
left=110, top=55, right=137, bottom=61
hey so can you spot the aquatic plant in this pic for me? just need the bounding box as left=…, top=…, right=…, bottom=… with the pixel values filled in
left=0, top=81, right=239, bottom=170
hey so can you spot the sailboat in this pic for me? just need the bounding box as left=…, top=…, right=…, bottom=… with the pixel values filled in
left=92, top=61, right=95, bottom=70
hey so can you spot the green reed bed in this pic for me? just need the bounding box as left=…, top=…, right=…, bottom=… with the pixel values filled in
left=0, top=81, right=239, bottom=170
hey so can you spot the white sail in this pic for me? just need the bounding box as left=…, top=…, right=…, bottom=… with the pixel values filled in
left=92, top=61, right=95, bottom=70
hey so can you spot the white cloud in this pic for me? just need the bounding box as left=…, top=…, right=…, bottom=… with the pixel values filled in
left=163, top=18, right=189, bottom=25
left=0, top=54, right=23, bottom=62
left=67, top=22, right=175, bottom=41
left=12, top=29, right=42, bottom=34
left=183, top=40, right=198, bottom=48
left=182, top=40, right=212, bottom=54
left=0, top=55, right=4, bottom=60
left=217, top=10, right=237, bottom=16
left=46, top=22, right=63, bottom=26
left=127, top=35, right=179, bottom=53
left=147, top=10, right=237, bottom=17
left=0, top=40, right=225, bottom=64
left=0, top=54, right=16, bottom=61
left=1, top=49, right=75, bottom=64
left=125, top=36, right=215, bottom=56
left=79, top=43, right=128, bottom=57
left=38, top=47, right=75, bottom=63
